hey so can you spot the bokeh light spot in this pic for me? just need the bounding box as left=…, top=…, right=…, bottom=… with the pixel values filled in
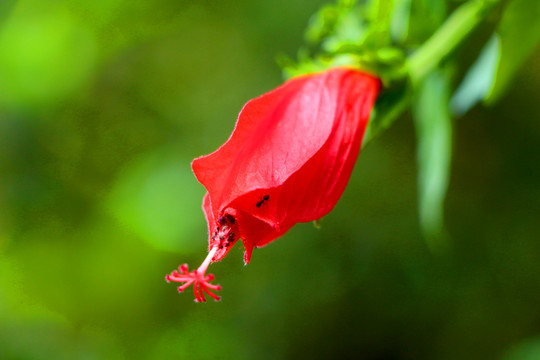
left=107, top=149, right=206, bottom=254
left=0, top=2, right=96, bottom=108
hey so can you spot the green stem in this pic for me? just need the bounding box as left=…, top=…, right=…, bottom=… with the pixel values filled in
left=408, top=0, right=497, bottom=84
left=364, top=0, right=500, bottom=148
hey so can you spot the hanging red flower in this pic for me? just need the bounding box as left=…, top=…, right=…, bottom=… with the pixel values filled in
left=166, top=67, right=380, bottom=302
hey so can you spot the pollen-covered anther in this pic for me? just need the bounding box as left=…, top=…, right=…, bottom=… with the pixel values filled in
left=218, top=214, right=235, bottom=225
left=211, top=219, right=238, bottom=249
left=165, top=247, right=222, bottom=302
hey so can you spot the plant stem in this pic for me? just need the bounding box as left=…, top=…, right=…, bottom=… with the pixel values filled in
left=364, top=0, right=500, bottom=148
left=408, top=0, right=497, bottom=84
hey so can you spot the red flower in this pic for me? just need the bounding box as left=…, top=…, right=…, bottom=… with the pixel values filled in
left=166, top=67, right=380, bottom=301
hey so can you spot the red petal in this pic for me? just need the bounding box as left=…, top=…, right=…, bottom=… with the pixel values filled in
left=194, top=68, right=380, bottom=262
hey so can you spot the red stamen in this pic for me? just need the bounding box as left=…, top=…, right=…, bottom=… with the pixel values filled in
left=165, top=246, right=222, bottom=302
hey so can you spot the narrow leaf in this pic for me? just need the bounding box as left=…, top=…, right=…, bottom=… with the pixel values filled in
left=413, top=69, right=452, bottom=251
left=451, top=34, right=499, bottom=116
left=391, top=0, right=411, bottom=44
left=486, top=0, right=540, bottom=102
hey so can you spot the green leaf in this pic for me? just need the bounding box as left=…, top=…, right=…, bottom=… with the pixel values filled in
left=365, top=0, right=395, bottom=46
left=321, top=8, right=368, bottom=53
left=391, top=0, right=411, bottom=44
left=305, top=2, right=349, bottom=45
left=486, top=0, right=540, bottom=102
left=286, top=0, right=407, bottom=77
left=451, top=34, right=499, bottom=115
left=406, top=0, right=447, bottom=44
left=413, top=69, right=452, bottom=251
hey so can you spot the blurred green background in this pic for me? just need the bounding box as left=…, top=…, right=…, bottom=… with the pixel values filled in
left=1, top=0, right=539, bottom=359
